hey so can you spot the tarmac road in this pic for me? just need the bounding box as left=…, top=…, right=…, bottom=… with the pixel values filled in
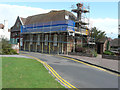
left=20, top=51, right=119, bottom=89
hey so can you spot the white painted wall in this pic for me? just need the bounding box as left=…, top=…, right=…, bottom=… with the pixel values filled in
left=0, top=20, right=10, bottom=40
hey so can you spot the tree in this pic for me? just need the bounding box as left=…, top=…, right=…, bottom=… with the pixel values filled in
left=90, top=27, right=106, bottom=43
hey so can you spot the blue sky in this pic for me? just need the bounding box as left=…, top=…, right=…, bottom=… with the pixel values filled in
left=0, top=2, right=118, bottom=19
left=0, top=2, right=118, bottom=38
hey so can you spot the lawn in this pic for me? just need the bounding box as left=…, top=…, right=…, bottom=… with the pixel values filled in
left=2, top=57, right=65, bottom=88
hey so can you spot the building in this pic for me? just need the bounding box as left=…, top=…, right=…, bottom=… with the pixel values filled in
left=110, top=38, right=120, bottom=50
left=0, top=20, right=10, bottom=40
left=10, top=16, right=26, bottom=49
left=21, top=9, right=89, bottom=54
left=96, top=37, right=110, bottom=54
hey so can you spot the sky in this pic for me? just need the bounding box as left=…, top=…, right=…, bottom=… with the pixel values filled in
left=0, top=1, right=118, bottom=39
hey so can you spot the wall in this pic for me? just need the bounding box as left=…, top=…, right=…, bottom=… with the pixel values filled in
left=103, top=40, right=108, bottom=52
left=10, top=17, right=23, bottom=49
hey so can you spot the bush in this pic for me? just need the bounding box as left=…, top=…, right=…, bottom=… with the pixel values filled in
left=91, top=50, right=97, bottom=57
left=75, top=44, right=86, bottom=53
left=2, top=48, right=18, bottom=55
left=103, top=50, right=114, bottom=55
left=0, top=38, right=18, bottom=55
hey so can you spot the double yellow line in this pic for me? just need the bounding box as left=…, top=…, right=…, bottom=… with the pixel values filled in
left=58, top=56, right=120, bottom=77
left=21, top=54, right=78, bottom=90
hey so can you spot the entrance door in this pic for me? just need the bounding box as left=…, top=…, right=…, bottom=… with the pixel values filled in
left=97, top=43, right=101, bottom=54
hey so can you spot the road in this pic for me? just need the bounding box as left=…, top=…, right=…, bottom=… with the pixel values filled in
left=20, top=51, right=118, bottom=88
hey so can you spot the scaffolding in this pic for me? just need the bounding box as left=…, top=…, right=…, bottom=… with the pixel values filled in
left=71, top=2, right=96, bottom=52
left=21, top=20, right=79, bottom=54
left=21, top=20, right=75, bottom=33
left=21, top=5, right=90, bottom=54
left=72, top=3, right=90, bottom=47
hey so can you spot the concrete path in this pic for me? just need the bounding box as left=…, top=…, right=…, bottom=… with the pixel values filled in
left=20, top=51, right=119, bottom=88
left=0, top=55, right=32, bottom=59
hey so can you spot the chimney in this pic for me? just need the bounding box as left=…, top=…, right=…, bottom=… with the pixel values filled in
left=4, top=20, right=8, bottom=31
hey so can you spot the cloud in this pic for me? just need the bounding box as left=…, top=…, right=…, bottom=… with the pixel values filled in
left=0, top=4, right=52, bottom=28
left=90, top=18, right=118, bottom=38
left=0, top=4, right=118, bottom=39
left=0, top=0, right=119, bottom=2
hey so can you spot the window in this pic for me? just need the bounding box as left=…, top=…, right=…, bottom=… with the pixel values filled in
left=17, top=38, right=19, bottom=43
left=54, top=34, right=57, bottom=46
left=13, top=38, right=15, bottom=44
left=11, top=38, right=14, bottom=44
left=20, top=38, right=23, bottom=46
left=15, top=38, right=18, bottom=44
left=65, top=15, right=69, bottom=20
left=45, top=35, right=48, bottom=45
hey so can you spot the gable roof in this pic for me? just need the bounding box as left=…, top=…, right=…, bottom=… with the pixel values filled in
left=25, top=10, right=76, bottom=25
left=20, top=17, right=26, bottom=25
left=10, top=16, right=26, bottom=29
left=10, top=16, right=26, bottom=32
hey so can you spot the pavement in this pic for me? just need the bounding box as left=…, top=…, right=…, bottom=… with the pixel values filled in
left=0, top=55, right=32, bottom=58
left=19, top=51, right=119, bottom=88
left=61, top=54, right=119, bottom=73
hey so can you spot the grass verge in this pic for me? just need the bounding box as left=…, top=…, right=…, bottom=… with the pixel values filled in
left=2, top=57, right=65, bottom=88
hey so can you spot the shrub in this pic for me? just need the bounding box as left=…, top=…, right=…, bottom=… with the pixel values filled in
left=2, top=48, right=18, bottom=55
left=0, top=38, right=18, bottom=55
left=103, top=50, right=114, bottom=55
left=75, top=44, right=86, bottom=53
left=91, top=50, right=97, bottom=57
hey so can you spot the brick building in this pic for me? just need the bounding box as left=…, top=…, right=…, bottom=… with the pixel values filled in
left=10, top=16, right=26, bottom=49
left=21, top=10, right=89, bottom=54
